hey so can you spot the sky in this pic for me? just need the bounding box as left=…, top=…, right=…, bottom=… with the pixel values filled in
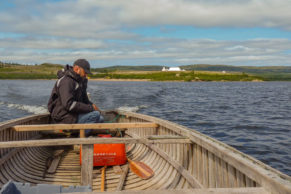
left=0, top=0, right=291, bottom=67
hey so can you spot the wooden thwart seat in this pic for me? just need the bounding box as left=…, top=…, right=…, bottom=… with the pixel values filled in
left=13, top=122, right=159, bottom=132
left=147, top=135, right=188, bottom=140
left=0, top=137, right=191, bottom=149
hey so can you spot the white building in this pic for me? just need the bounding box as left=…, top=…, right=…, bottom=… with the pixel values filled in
left=162, top=67, right=185, bottom=71
left=169, top=67, right=181, bottom=71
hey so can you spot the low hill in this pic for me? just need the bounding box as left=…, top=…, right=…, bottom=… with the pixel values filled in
left=179, top=64, right=291, bottom=81
left=92, top=65, right=164, bottom=72
left=180, top=64, right=291, bottom=74
left=39, top=63, right=64, bottom=68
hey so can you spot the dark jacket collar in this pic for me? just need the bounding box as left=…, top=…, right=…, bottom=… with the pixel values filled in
left=57, top=65, right=83, bottom=82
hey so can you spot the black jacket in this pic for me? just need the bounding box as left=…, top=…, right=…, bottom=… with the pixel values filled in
left=47, top=65, right=94, bottom=123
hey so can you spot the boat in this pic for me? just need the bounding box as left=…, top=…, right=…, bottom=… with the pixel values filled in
left=0, top=110, right=290, bottom=194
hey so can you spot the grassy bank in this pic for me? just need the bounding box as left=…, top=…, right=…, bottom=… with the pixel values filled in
left=0, top=62, right=62, bottom=79
left=0, top=70, right=263, bottom=81
left=90, top=71, right=263, bottom=81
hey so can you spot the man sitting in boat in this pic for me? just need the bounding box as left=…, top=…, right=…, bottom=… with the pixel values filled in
left=47, top=58, right=103, bottom=136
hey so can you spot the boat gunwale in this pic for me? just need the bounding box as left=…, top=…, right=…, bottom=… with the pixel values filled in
left=0, top=113, right=49, bottom=132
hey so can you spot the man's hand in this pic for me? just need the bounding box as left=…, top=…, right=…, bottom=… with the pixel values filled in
left=92, top=104, right=100, bottom=111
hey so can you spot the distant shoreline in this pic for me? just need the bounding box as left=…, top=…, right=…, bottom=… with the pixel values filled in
left=89, top=78, right=265, bottom=82
left=89, top=78, right=151, bottom=82
left=0, top=78, right=266, bottom=82
left=1, top=62, right=291, bottom=81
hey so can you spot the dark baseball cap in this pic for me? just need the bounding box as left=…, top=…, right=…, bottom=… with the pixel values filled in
left=74, top=59, right=92, bottom=74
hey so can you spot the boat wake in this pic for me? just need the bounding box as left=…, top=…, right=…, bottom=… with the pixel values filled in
left=1, top=101, right=147, bottom=114
left=1, top=102, right=48, bottom=114
left=116, top=105, right=148, bottom=112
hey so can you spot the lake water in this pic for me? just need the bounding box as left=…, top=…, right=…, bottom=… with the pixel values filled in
left=0, top=80, right=290, bottom=176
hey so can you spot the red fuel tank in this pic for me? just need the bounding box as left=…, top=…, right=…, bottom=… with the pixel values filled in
left=80, top=134, right=127, bottom=166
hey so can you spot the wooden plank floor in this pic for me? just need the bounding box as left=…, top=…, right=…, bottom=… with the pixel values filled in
left=0, top=141, right=194, bottom=192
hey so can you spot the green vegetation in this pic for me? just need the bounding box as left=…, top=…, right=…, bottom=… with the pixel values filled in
left=90, top=71, right=263, bottom=81
left=0, top=61, right=290, bottom=81
left=256, top=73, right=291, bottom=81
left=0, top=62, right=63, bottom=79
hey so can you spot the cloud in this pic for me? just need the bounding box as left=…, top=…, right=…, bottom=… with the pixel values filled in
left=119, top=0, right=291, bottom=30
left=1, top=0, right=291, bottom=37
left=1, top=37, right=290, bottom=66
left=0, top=0, right=291, bottom=66
left=225, top=45, right=253, bottom=51
left=0, top=37, right=105, bottom=49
